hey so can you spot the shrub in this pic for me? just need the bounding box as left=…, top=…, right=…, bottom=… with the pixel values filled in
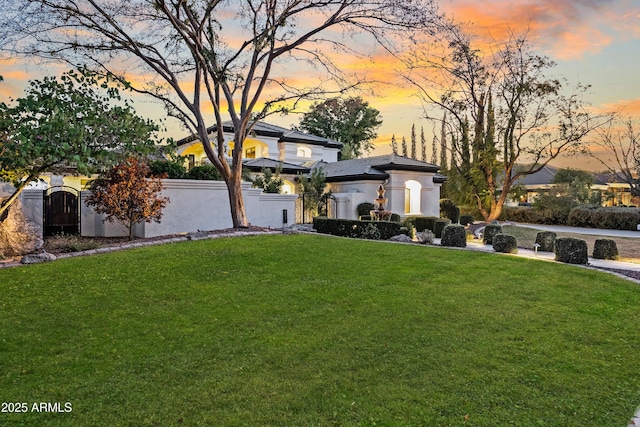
left=459, top=214, right=475, bottom=226
left=535, top=231, right=557, bottom=252
left=360, top=223, right=382, bottom=240
left=592, top=239, right=619, bottom=260
left=593, top=208, right=640, bottom=231
left=555, top=237, right=588, bottom=265
left=312, top=217, right=403, bottom=240
left=414, top=216, right=440, bottom=232
left=483, top=224, right=503, bottom=245
left=433, top=218, right=451, bottom=238
left=567, top=206, right=597, bottom=228
left=390, top=213, right=401, bottom=223
left=440, top=224, right=466, bottom=248
left=357, top=202, right=375, bottom=218
left=440, top=199, right=460, bottom=223
left=148, top=159, right=186, bottom=179
left=493, top=233, right=518, bottom=254
left=186, top=164, right=222, bottom=180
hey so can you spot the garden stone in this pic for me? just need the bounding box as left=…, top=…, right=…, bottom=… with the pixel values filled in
left=186, top=230, right=209, bottom=240
left=0, top=200, right=43, bottom=258
left=389, top=234, right=413, bottom=243
left=21, top=251, right=57, bottom=264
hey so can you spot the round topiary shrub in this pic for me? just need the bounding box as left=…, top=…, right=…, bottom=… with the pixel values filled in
left=459, top=214, right=475, bottom=226
left=493, top=233, right=518, bottom=254
left=555, top=237, right=588, bottom=265
left=535, top=231, right=557, bottom=252
left=433, top=218, right=452, bottom=238
left=592, top=239, right=619, bottom=260
left=356, top=202, right=375, bottom=218
left=483, top=224, right=503, bottom=245
left=441, top=224, right=467, bottom=247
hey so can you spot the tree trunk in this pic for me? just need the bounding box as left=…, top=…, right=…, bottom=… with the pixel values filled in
left=227, top=174, right=249, bottom=228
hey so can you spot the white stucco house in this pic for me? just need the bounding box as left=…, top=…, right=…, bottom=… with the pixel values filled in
left=177, top=121, right=446, bottom=220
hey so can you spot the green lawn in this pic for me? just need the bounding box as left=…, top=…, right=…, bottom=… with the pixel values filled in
left=1, top=234, right=639, bottom=426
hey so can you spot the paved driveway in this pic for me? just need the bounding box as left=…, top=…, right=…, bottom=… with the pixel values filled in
left=514, top=223, right=640, bottom=239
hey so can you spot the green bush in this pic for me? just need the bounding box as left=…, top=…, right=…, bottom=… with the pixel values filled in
left=390, top=213, right=401, bottom=222
left=186, top=164, right=222, bottom=180
left=535, top=231, right=557, bottom=252
left=459, top=214, right=475, bottom=226
left=440, top=199, right=460, bottom=223
left=357, top=202, right=375, bottom=218
left=493, top=233, right=518, bottom=254
left=433, top=218, right=451, bottom=238
left=592, top=239, right=619, bottom=260
left=483, top=224, right=503, bottom=245
left=313, top=217, right=404, bottom=240
left=593, top=208, right=640, bottom=231
left=440, top=224, right=466, bottom=248
left=567, top=206, right=597, bottom=228
left=414, top=216, right=440, bottom=232
left=555, top=237, right=588, bottom=265
left=148, top=159, right=186, bottom=179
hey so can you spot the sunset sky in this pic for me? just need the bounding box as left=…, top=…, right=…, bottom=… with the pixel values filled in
left=1, top=0, right=638, bottom=171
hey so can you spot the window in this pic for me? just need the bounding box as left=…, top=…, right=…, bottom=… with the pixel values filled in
left=405, top=180, right=422, bottom=214
left=245, top=147, right=256, bottom=159
left=297, top=146, right=312, bottom=158
left=187, top=154, right=195, bottom=170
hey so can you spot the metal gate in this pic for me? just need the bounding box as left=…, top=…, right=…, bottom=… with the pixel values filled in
left=295, top=193, right=335, bottom=224
left=43, top=186, right=80, bottom=236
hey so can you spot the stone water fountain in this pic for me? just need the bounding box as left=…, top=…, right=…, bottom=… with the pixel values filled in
left=370, top=183, right=392, bottom=221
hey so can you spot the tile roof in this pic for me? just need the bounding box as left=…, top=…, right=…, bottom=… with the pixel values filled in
left=177, top=121, right=342, bottom=149
left=243, top=157, right=310, bottom=174
left=318, top=154, right=441, bottom=182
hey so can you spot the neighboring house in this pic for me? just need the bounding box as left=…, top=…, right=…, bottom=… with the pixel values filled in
left=509, top=165, right=637, bottom=206
left=177, top=121, right=445, bottom=220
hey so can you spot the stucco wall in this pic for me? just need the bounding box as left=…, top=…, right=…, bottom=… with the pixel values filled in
left=134, top=180, right=297, bottom=238
left=22, top=180, right=297, bottom=238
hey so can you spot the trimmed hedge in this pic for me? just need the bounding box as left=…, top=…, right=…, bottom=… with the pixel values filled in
left=555, top=237, right=588, bottom=265
left=407, top=216, right=440, bottom=232
left=535, top=231, right=557, bottom=252
left=433, top=218, right=452, bottom=238
left=493, top=233, right=518, bottom=254
left=592, top=239, right=619, bottom=260
left=440, top=224, right=466, bottom=248
left=568, top=207, right=640, bottom=231
left=483, top=224, right=503, bottom=245
left=313, top=217, right=404, bottom=240
left=504, top=205, right=640, bottom=231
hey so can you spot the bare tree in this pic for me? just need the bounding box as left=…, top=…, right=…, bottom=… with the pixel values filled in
left=2, top=0, right=440, bottom=227
left=402, top=24, right=604, bottom=220
left=586, top=117, right=640, bottom=199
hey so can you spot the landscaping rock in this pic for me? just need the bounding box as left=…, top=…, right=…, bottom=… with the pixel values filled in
left=21, top=251, right=57, bottom=264
left=416, top=231, right=435, bottom=245
left=389, top=234, right=413, bottom=243
left=186, top=230, right=209, bottom=240
left=0, top=200, right=43, bottom=258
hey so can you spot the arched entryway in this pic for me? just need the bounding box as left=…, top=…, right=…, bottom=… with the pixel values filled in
left=43, top=186, right=80, bottom=236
